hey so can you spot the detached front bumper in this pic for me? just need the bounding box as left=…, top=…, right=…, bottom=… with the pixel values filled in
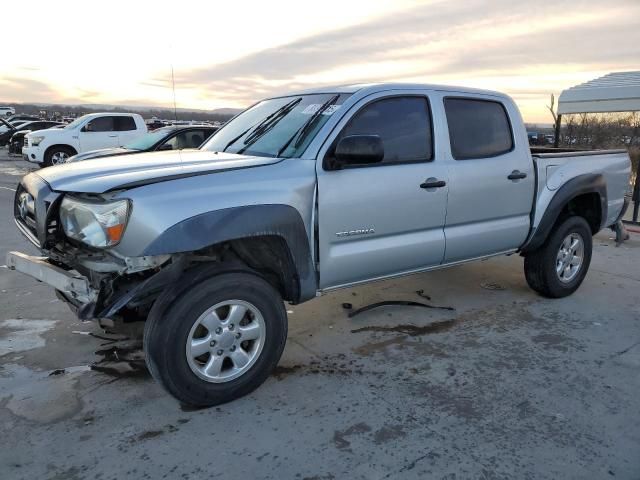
left=6, top=251, right=96, bottom=304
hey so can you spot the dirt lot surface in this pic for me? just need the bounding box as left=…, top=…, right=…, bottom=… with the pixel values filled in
left=1, top=148, right=639, bottom=479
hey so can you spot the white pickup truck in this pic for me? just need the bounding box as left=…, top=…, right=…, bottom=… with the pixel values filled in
left=23, top=113, right=147, bottom=167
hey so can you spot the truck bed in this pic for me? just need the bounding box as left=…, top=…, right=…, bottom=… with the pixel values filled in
left=530, top=147, right=631, bottom=231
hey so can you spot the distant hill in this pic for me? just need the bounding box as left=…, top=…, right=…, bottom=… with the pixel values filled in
left=0, top=101, right=242, bottom=122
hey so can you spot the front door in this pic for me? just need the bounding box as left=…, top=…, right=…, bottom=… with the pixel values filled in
left=114, top=116, right=140, bottom=146
left=79, top=116, right=119, bottom=151
left=316, top=93, right=448, bottom=289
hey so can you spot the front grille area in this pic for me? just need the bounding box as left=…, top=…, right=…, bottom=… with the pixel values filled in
left=14, top=183, right=39, bottom=246
left=14, top=175, right=62, bottom=249
left=24, top=136, right=29, bottom=147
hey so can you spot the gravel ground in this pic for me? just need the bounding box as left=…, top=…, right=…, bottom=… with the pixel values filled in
left=0, top=147, right=639, bottom=480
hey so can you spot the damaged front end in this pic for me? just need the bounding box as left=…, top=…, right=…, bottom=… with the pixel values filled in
left=46, top=241, right=173, bottom=320
left=8, top=175, right=174, bottom=321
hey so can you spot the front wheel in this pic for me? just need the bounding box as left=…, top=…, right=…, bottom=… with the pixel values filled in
left=43, top=146, right=75, bottom=167
left=143, top=272, right=288, bottom=407
left=524, top=215, right=593, bottom=298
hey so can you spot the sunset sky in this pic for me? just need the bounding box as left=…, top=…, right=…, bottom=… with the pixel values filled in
left=2, top=0, right=638, bottom=123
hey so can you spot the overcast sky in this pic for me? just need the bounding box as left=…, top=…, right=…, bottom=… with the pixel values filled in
left=2, top=0, right=638, bottom=122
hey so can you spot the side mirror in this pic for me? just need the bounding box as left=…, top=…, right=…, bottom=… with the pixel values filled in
left=82, top=122, right=93, bottom=132
left=157, top=143, right=173, bottom=151
left=334, top=135, right=384, bottom=168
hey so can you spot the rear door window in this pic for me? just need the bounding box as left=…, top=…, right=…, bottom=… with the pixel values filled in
left=185, top=129, right=208, bottom=147
left=115, top=116, right=137, bottom=131
left=444, top=98, right=513, bottom=159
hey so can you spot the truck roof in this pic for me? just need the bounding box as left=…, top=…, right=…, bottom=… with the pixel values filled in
left=276, top=82, right=510, bottom=100
left=81, top=112, right=143, bottom=118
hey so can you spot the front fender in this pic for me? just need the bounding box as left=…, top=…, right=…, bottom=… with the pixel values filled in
left=141, top=204, right=316, bottom=302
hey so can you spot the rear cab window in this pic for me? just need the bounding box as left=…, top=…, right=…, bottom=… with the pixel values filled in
left=444, top=98, right=513, bottom=159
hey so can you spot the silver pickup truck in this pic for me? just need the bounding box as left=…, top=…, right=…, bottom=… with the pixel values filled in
left=7, top=83, right=631, bottom=406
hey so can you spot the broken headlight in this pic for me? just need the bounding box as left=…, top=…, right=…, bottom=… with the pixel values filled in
left=59, top=196, right=131, bottom=248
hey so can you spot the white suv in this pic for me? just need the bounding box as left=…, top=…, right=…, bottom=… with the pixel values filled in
left=0, top=107, right=16, bottom=117
left=23, top=112, right=147, bottom=166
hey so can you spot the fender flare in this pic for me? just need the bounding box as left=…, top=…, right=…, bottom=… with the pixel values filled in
left=141, top=204, right=317, bottom=302
left=521, top=173, right=607, bottom=253
left=44, top=143, right=78, bottom=158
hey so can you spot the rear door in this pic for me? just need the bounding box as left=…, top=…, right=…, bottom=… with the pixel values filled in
left=114, top=116, right=140, bottom=146
left=316, top=91, right=448, bottom=289
left=440, top=95, right=534, bottom=262
left=79, top=116, right=119, bottom=150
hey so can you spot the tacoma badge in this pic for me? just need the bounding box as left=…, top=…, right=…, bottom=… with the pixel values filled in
left=336, top=228, right=375, bottom=237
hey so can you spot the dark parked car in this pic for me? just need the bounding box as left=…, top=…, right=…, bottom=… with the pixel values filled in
left=68, top=125, right=218, bottom=162
left=8, top=122, right=64, bottom=154
left=1, top=120, right=63, bottom=149
left=5, top=115, right=40, bottom=124
left=146, top=119, right=167, bottom=131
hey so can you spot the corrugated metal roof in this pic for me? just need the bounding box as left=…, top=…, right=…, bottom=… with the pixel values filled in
left=558, top=71, right=640, bottom=114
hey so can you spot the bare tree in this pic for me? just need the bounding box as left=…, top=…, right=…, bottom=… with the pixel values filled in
left=547, top=93, right=558, bottom=125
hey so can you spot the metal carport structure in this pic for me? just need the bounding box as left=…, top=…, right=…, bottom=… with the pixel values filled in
left=556, top=71, right=640, bottom=227
left=557, top=71, right=640, bottom=118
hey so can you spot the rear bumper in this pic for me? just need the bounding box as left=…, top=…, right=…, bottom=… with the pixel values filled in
left=6, top=251, right=96, bottom=304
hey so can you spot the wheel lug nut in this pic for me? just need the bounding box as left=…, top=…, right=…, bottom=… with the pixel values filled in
left=235, top=332, right=241, bottom=339
left=215, top=327, right=222, bottom=334
left=230, top=345, right=236, bottom=352
left=217, top=350, right=223, bottom=356
left=210, top=340, right=216, bottom=347
left=228, top=324, right=234, bottom=331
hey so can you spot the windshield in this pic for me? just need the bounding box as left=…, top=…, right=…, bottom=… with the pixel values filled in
left=203, top=93, right=351, bottom=158
left=124, top=127, right=175, bottom=150
left=64, top=115, right=90, bottom=130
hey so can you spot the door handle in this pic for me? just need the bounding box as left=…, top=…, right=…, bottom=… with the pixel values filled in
left=108, top=134, right=118, bottom=138
left=420, top=178, right=446, bottom=189
left=508, top=170, right=527, bottom=180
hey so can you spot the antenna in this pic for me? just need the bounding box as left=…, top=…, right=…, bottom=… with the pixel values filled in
left=171, top=62, right=178, bottom=121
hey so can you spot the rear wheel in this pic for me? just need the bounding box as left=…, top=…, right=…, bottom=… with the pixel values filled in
left=44, top=146, right=75, bottom=167
left=143, top=272, right=287, bottom=407
left=524, top=216, right=592, bottom=298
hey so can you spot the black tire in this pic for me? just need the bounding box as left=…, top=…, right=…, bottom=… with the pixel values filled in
left=43, top=145, right=75, bottom=167
left=143, top=271, right=287, bottom=407
left=524, top=215, right=593, bottom=298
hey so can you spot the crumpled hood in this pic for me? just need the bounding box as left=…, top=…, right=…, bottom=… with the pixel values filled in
left=34, top=149, right=282, bottom=193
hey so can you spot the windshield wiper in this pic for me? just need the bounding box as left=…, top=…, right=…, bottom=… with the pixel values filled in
left=222, top=97, right=301, bottom=154
left=276, top=94, right=340, bottom=158
left=236, top=97, right=302, bottom=155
